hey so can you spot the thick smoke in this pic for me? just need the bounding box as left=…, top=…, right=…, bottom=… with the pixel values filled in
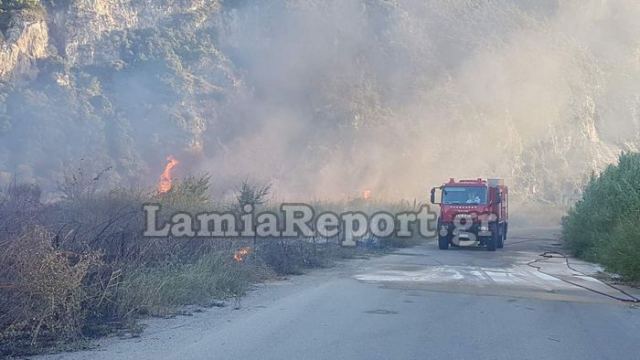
left=2, top=0, right=640, bottom=204
left=201, top=0, right=640, bottom=202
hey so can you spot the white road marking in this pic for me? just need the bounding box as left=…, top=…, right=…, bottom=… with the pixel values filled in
left=355, top=264, right=576, bottom=291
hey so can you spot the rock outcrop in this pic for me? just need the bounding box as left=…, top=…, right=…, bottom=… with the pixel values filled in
left=0, top=9, right=49, bottom=80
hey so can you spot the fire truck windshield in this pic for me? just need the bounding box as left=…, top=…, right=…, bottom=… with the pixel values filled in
left=442, top=186, right=487, bottom=205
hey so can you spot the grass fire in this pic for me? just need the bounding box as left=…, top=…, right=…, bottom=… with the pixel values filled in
left=233, top=247, right=252, bottom=262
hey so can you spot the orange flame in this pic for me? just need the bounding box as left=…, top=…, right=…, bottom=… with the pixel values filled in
left=158, top=156, right=179, bottom=193
left=233, top=247, right=251, bottom=262
left=362, top=189, right=372, bottom=200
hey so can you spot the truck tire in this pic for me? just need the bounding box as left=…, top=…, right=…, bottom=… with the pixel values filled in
left=487, top=224, right=498, bottom=251
left=438, top=235, right=449, bottom=250
left=437, top=220, right=449, bottom=250
left=486, top=236, right=497, bottom=251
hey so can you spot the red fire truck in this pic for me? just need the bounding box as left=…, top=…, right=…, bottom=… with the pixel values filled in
left=430, top=178, right=508, bottom=251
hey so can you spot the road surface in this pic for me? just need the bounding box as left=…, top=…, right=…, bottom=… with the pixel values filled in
left=42, top=227, right=640, bottom=360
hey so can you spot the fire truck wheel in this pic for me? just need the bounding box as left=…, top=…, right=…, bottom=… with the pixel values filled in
left=487, top=224, right=498, bottom=251
left=438, top=235, right=449, bottom=250
left=497, top=224, right=504, bottom=249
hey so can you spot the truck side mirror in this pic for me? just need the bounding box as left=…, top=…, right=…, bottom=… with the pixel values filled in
left=430, top=188, right=441, bottom=204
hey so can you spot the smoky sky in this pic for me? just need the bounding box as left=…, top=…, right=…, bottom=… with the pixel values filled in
left=195, top=0, right=640, bottom=202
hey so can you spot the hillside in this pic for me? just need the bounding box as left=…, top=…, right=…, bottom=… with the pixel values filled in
left=1, top=0, right=639, bottom=202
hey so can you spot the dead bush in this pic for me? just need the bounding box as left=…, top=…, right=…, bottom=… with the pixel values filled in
left=258, top=239, right=331, bottom=275
left=0, top=182, right=43, bottom=237
left=0, top=226, right=101, bottom=356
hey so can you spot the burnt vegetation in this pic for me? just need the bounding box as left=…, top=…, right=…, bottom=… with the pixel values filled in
left=0, top=172, right=419, bottom=356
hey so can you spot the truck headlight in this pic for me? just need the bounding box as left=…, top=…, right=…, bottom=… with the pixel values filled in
left=480, top=225, right=489, bottom=231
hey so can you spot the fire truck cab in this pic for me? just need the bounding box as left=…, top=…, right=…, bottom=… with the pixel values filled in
left=430, top=178, right=508, bottom=251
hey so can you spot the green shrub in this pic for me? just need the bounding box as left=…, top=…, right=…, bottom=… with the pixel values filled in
left=600, top=219, right=640, bottom=280
left=562, top=152, right=640, bottom=280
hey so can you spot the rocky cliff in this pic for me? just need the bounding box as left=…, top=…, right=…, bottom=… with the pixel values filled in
left=0, top=8, right=49, bottom=80
left=0, top=0, right=238, bottom=189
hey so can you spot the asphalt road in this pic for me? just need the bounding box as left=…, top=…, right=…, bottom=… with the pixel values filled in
left=42, top=227, right=640, bottom=360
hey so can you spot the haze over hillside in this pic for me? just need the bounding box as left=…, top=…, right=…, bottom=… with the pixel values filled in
left=1, top=0, right=639, bottom=203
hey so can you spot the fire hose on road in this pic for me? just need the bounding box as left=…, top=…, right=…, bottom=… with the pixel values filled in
left=527, top=251, right=640, bottom=304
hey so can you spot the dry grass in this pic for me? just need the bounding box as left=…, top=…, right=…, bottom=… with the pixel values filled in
left=0, top=227, right=102, bottom=353
left=0, top=175, right=422, bottom=356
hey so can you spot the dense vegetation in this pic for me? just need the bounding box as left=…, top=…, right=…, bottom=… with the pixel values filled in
left=562, top=152, right=640, bottom=281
